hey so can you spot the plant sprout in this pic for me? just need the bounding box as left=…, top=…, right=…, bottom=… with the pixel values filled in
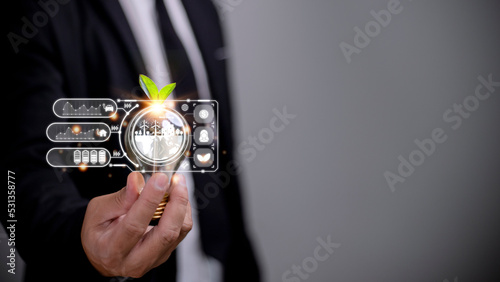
left=139, top=74, right=176, bottom=104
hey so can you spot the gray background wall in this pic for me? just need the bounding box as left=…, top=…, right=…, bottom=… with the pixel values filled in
left=223, top=0, right=500, bottom=281
left=2, top=0, right=500, bottom=281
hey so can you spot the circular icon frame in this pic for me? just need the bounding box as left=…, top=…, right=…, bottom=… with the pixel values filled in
left=126, top=106, right=191, bottom=167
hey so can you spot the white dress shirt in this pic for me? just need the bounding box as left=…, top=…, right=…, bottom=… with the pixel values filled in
left=118, top=0, right=222, bottom=281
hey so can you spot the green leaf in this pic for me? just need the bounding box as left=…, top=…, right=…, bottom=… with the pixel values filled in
left=139, top=74, right=158, bottom=100
left=159, top=83, right=176, bottom=101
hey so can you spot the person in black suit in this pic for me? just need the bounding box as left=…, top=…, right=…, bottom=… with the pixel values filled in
left=2, top=1, right=260, bottom=281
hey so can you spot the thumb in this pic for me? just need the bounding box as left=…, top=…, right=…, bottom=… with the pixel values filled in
left=119, top=172, right=144, bottom=211
left=105, top=172, right=144, bottom=218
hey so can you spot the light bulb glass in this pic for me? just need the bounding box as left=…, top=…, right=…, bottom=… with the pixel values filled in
left=124, top=104, right=191, bottom=219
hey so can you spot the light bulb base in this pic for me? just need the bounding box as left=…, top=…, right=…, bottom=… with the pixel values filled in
left=152, top=193, right=169, bottom=220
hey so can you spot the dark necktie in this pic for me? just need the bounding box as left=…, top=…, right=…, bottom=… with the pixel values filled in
left=155, top=0, right=231, bottom=267
left=155, top=0, right=198, bottom=100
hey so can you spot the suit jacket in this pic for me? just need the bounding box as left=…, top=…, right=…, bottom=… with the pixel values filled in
left=2, top=1, right=260, bottom=281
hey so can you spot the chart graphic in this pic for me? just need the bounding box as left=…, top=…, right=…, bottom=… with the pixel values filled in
left=46, top=98, right=219, bottom=173
left=46, top=147, right=111, bottom=167
left=53, top=98, right=117, bottom=118
left=46, top=123, right=111, bottom=142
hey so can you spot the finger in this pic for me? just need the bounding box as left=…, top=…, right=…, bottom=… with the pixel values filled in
left=128, top=174, right=189, bottom=261
left=151, top=195, right=193, bottom=267
left=182, top=196, right=193, bottom=235
left=157, top=174, right=191, bottom=239
left=150, top=176, right=193, bottom=267
left=120, top=172, right=144, bottom=210
left=176, top=175, right=193, bottom=237
left=111, top=173, right=169, bottom=255
left=90, top=172, right=144, bottom=222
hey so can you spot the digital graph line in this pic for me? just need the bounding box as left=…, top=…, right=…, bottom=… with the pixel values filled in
left=62, top=102, right=105, bottom=116
left=55, top=127, right=96, bottom=140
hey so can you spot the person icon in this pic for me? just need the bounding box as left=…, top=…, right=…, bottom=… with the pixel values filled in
left=199, top=129, right=209, bottom=143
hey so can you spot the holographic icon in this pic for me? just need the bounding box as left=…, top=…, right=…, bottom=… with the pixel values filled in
left=74, top=150, right=81, bottom=165
left=197, top=153, right=210, bottom=163
left=199, top=109, right=209, bottom=119
left=97, top=129, right=107, bottom=137
left=193, top=148, right=214, bottom=167
left=82, top=150, right=89, bottom=164
left=194, top=104, right=214, bottom=123
left=104, top=104, right=114, bottom=112
left=199, top=129, right=209, bottom=142
left=90, top=150, right=98, bottom=164
left=99, top=150, right=106, bottom=164
left=193, top=126, right=214, bottom=145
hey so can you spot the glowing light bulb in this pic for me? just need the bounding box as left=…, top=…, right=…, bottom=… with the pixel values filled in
left=124, top=104, right=191, bottom=220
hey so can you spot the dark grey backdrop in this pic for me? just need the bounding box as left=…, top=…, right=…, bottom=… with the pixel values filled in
left=224, top=0, right=500, bottom=281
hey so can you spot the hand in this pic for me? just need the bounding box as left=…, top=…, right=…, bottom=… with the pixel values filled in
left=81, top=172, right=192, bottom=278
